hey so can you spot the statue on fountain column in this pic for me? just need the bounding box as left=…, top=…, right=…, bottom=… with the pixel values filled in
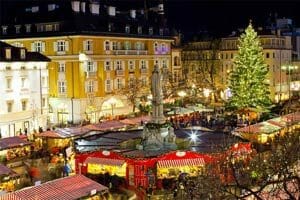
left=151, top=65, right=165, bottom=124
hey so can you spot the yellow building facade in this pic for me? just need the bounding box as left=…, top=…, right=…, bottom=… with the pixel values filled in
left=4, top=35, right=173, bottom=125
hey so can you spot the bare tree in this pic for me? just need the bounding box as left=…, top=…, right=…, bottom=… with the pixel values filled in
left=181, top=39, right=223, bottom=102
left=189, top=129, right=300, bottom=200
left=117, top=78, right=148, bottom=113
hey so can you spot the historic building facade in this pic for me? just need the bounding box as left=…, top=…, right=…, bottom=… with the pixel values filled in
left=1, top=0, right=178, bottom=125
left=182, top=32, right=292, bottom=102
left=0, top=42, right=50, bottom=138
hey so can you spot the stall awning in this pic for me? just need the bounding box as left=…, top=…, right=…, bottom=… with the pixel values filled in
left=157, top=158, right=205, bottom=168
left=84, top=157, right=125, bottom=166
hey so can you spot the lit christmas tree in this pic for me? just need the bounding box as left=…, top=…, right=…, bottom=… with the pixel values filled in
left=227, top=22, right=272, bottom=111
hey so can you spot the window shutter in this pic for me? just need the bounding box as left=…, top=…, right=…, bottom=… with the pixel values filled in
left=114, top=79, right=117, bottom=90
left=83, top=40, right=86, bottom=51
left=42, top=42, right=46, bottom=52
left=65, top=41, right=69, bottom=51
left=122, top=79, right=125, bottom=88
left=83, top=61, right=87, bottom=72
left=146, top=60, right=149, bottom=68
left=53, top=41, right=57, bottom=52
left=31, top=42, right=35, bottom=51
left=85, top=81, right=88, bottom=93
left=94, top=80, right=98, bottom=92
left=93, top=61, right=97, bottom=72
left=122, top=61, right=125, bottom=70
left=105, top=80, right=108, bottom=92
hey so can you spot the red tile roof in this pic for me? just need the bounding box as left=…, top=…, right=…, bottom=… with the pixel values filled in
left=0, top=175, right=108, bottom=200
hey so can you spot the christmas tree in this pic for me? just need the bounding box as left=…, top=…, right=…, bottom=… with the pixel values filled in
left=227, top=22, right=272, bottom=111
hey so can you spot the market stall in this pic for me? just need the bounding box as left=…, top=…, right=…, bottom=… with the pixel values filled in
left=0, top=136, right=32, bottom=163
left=1, top=174, right=109, bottom=200
left=156, top=151, right=211, bottom=179
left=0, top=164, right=20, bottom=193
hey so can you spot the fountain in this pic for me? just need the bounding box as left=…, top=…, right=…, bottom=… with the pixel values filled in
left=138, top=65, right=177, bottom=151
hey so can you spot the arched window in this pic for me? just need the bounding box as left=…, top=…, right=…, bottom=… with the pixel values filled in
left=174, top=56, right=180, bottom=66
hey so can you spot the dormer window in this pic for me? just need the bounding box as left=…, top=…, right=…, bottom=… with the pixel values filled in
left=15, top=25, right=21, bottom=34
left=5, top=48, right=11, bottom=60
left=108, top=23, right=113, bottom=32
left=149, top=27, right=153, bottom=35
left=138, top=26, right=142, bottom=34
left=125, top=25, right=130, bottom=34
left=2, top=26, right=8, bottom=35
left=25, top=24, right=31, bottom=33
left=20, top=49, right=26, bottom=59
left=108, top=6, right=116, bottom=16
left=159, top=28, right=164, bottom=36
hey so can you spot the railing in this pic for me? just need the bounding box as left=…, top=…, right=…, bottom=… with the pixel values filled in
left=115, top=70, right=125, bottom=76
left=112, top=50, right=148, bottom=55
left=85, top=71, right=97, bottom=78
left=140, top=68, right=148, bottom=74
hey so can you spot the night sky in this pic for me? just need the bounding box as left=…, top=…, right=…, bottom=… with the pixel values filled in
left=1, top=0, right=300, bottom=38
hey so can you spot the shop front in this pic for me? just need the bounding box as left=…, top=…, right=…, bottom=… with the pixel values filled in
left=0, top=164, right=20, bottom=193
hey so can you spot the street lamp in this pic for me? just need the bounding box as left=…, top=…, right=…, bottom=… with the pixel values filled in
left=178, top=91, right=186, bottom=107
left=107, top=97, right=117, bottom=117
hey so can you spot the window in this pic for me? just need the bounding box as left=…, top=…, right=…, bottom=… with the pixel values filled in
left=154, top=42, right=159, bottom=52
left=36, top=24, right=44, bottom=32
left=108, top=23, right=113, bottom=32
left=231, top=53, right=233, bottom=59
left=2, top=26, right=7, bottom=35
left=48, top=4, right=56, bottom=11
left=135, top=42, right=142, bottom=50
left=273, top=52, right=275, bottom=58
left=266, top=53, right=270, bottom=58
left=149, top=27, right=153, bottom=35
left=105, top=61, right=111, bottom=71
left=6, top=78, right=12, bottom=90
left=161, top=43, right=166, bottom=52
left=112, top=41, right=117, bottom=50
left=159, top=28, right=163, bottom=36
left=125, top=25, right=130, bottom=34
left=15, top=25, right=21, bottom=34
left=162, top=60, right=167, bottom=68
left=21, top=100, right=27, bottom=111
left=58, top=62, right=65, bottom=72
left=42, top=77, right=47, bottom=87
left=137, top=26, right=142, bottom=34
left=116, top=78, right=123, bottom=89
left=105, top=79, right=112, bottom=92
left=58, top=81, right=66, bottom=93
left=21, top=66, right=26, bottom=70
left=56, top=40, right=67, bottom=52
left=12, top=42, right=23, bottom=48
left=141, top=77, right=147, bottom=86
left=128, top=60, right=135, bottom=71
left=5, top=48, right=11, bottom=59
left=140, top=60, right=146, bottom=69
left=124, top=41, right=131, bottom=50
left=86, top=80, right=94, bottom=93
left=32, top=6, right=39, bottom=13
left=7, top=102, right=13, bottom=113
left=86, top=61, right=95, bottom=72
left=21, top=77, right=27, bottom=88
left=20, top=49, right=26, bottom=59
left=115, top=61, right=122, bottom=70
left=84, top=40, right=93, bottom=51
left=174, top=56, right=180, bottom=66
left=104, top=40, right=110, bottom=51
left=129, top=77, right=135, bottom=88
left=32, top=41, right=45, bottom=52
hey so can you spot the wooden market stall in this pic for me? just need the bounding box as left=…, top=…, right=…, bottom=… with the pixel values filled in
left=1, top=174, right=109, bottom=200
left=0, top=164, right=20, bottom=193
left=0, top=136, right=32, bottom=164
left=233, top=112, right=300, bottom=144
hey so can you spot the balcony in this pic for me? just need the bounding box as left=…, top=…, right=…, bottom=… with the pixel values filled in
left=85, top=71, right=97, bottom=79
left=112, top=50, right=148, bottom=55
left=140, top=68, right=148, bottom=74
left=115, top=70, right=125, bottom=76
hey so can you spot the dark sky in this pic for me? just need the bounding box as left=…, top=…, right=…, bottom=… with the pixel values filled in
left=164, top=0, right=300, bottom=36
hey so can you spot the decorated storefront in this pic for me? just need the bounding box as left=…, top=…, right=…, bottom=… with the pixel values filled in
left=0, top=164, right=20, bottom=193
left=233, top=112, right=300, bottom=144
left=156, top=151, right=212, bottom=179
left=0, top=136, right=32, bottom=163
left=75, top=150, right=213, bottom=189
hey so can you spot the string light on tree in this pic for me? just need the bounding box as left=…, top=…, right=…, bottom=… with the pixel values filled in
left=227, top=21, right=272, bottom=111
